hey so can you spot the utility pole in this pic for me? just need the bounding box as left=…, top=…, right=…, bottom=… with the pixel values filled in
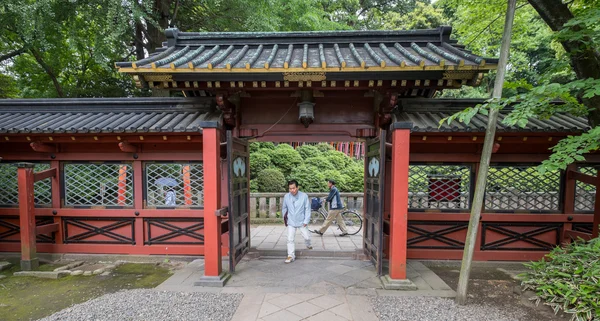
left=455, top=0, right=517, bottom=305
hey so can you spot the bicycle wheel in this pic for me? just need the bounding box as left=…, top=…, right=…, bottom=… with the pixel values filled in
left=340, top=211, right=363, bottom=235
left=309, top=210, right=325, bottom=228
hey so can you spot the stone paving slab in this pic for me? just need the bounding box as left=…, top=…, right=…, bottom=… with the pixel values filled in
left=157, top=257, right=456, bottom=320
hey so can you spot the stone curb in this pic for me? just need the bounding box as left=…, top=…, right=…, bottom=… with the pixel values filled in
left=14, top=271, right=70, bottom=279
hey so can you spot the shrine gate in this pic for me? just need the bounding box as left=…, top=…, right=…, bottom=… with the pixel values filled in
left=0, top=27, right=597, bottom=287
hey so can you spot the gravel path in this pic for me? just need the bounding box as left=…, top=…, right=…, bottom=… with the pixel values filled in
left=372, top=296, right=525, bottom=321
left=38, top=289, right=243, bottom=321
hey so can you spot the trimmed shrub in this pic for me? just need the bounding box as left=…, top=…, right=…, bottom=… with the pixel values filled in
left=289, top=165, right=326, bottom=192
left=256, top=168, right=286, bottom=192
left=342, top=164, right=364, bottom=192
left=249, top=142, right=261, bottom=153
left=259, top=142, right=276, bottom=150
left=296, top=144, right=321, bottom=160
left=304, top=156, right=335, bottom=172
left=315, top=142, right=334, bottom=153
left=325, top=150, right=351, bottom=169
left=322, top=170, right=350, bottom=192
left=520, top=238, right=600, bottom=320
left=249, top=152, right=271, bottom=179
left=250, top=179, right=258, bottom=192
left=270, top=144, right=303, bottom=177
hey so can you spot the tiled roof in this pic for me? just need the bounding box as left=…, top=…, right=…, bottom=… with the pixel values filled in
left=0, top=98, right=220, bottom=134
left=395, top=99, right=591, bottom=133
left=115, top=27, right=497, bottom=74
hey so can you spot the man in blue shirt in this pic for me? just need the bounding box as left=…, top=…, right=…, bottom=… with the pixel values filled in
left=313, top=179, right=348, bottom=236
left=281, top=179, right=312, bottom=263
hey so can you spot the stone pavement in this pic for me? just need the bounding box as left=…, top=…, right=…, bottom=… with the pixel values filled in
left=251, top=224, right=362, bottom=258
left=157, top=256, right=455, bottom=321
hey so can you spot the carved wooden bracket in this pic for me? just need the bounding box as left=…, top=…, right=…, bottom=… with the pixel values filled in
left=118, top=141, right=138, bottom=153
left=30, top=142, right=56, bottom=153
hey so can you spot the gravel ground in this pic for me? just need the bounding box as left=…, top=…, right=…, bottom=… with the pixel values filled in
left=38, top=289, right=243, bottom=321
left=372, top=296, right=526, bottom=321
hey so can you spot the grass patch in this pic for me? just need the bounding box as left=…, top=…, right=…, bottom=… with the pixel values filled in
left=0, top=262, right=173, bottom=321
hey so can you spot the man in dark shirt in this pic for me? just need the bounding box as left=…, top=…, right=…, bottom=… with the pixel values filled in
left=313, top=179, right=348, bottom=236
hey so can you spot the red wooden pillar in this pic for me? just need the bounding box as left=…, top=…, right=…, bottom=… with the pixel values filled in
left=389, top=128, right=411, bottom=280
left=593, top=173, right=600, bottom=238
left=50, top=160, right=63, bottom=245
left=196, top=127, right=228, bottom=286
left=133, top=161, right=144, bottom=248
left=17, top=163, right=39, bottom=270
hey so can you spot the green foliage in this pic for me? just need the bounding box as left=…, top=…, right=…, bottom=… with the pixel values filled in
left=269, top=144, right=303, bottom=177
left=250, top=179, right=258, bottom=192
left=296, top=144, right=321, bottom=159
left=256, top=168, right=286, bottom=193
left=381, top=2, right=446, bottom=30
left=0, top=74, right=18, bottom=98
left=260, top=142, right=276, bottom=150
left=315, top=143, right=334, bottom=153
left=304, top=156, right=335, bottom=172
left=520, top=238, right=600, bottom=321
left=542, top=126, right=600, bottom=172
left=322, top=170, right=350, bottom=192
left=324, top=150, right=351, bottom=169
left=341, top=163, right=364, bottom=192
left=249, top=142, right=261, bottom=153
left=288, top=165, right=326, bottom=192
left=249, top=152, right=272, bottom=179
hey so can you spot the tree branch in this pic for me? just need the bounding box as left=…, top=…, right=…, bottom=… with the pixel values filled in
left=29, top=47, right=64, bottom=97
left=0, top=47, right=27, bottom=63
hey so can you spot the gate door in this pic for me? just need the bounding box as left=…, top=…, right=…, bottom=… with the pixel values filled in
left=227, top=131, right=250, bottom=272
left=364, top=130, right=386, bottom=275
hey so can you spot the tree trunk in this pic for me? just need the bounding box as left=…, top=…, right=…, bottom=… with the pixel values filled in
left=29, top=48, right=64, bottom=98
left=134, top=20, right=146, bottom=60
left=528, top=0, right=600, bottom=127
left=146, top=0, right=171, bottom=53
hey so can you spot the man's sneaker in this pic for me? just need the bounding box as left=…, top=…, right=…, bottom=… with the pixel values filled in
left=339, top=232, right=349, bottom=237
left=284, top=256, right=295, bottom=263
left=307, top=245, right=313, bottom=250
left=313, top=230, right=323, bottom=235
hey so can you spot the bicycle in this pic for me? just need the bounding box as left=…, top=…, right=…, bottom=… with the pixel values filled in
left=309, top=198, right=363, bottom=235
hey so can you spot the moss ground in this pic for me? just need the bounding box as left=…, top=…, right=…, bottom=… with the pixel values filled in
left=0, top=258, right=173, bottom=321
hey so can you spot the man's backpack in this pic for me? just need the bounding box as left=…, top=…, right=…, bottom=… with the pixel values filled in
left=311, top=197, right=322, bottom=211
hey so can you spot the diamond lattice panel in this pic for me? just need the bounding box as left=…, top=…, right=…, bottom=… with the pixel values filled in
left=64, top=163, right=133, bottom=206
left=408, top=165, right=472, bottom=210
left=485, top=165, right=560, bottom=212
left=145, top=163, right=203, bottom=207
left=575, top=166, right=597, bottom=212
left=0, top=163, right=52, bottom=206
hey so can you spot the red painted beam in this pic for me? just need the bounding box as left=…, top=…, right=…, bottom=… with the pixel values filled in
left=389, top=129, right=411, bottom=280
left=568, top=170, right=597, bottom=186
left=3, top=134, right=203, bottom=144
left=0, top=152, right=202, bottom=161
left=563, top=229, right=592, bottom=242
left=594, top=174, right=600, bottom=238
left=35, top=223, right=59, bottom=235
left=118, top=141, right=138, bottom=153
left=33, top=168, right=56, bottom=182
left=30, top=141, right=56, bottom=153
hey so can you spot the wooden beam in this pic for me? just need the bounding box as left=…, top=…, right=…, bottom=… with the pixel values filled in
left=35, top=223, right=59, bottom=235
left=33, top=168, right=56, bottom=182
left=568, top=170, right=597, bottom=186
left=118, top=141, right=138, bottom=153
left=30, top=141, right=56, bottom=153
left=563, top=229, right=593, bottom=242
